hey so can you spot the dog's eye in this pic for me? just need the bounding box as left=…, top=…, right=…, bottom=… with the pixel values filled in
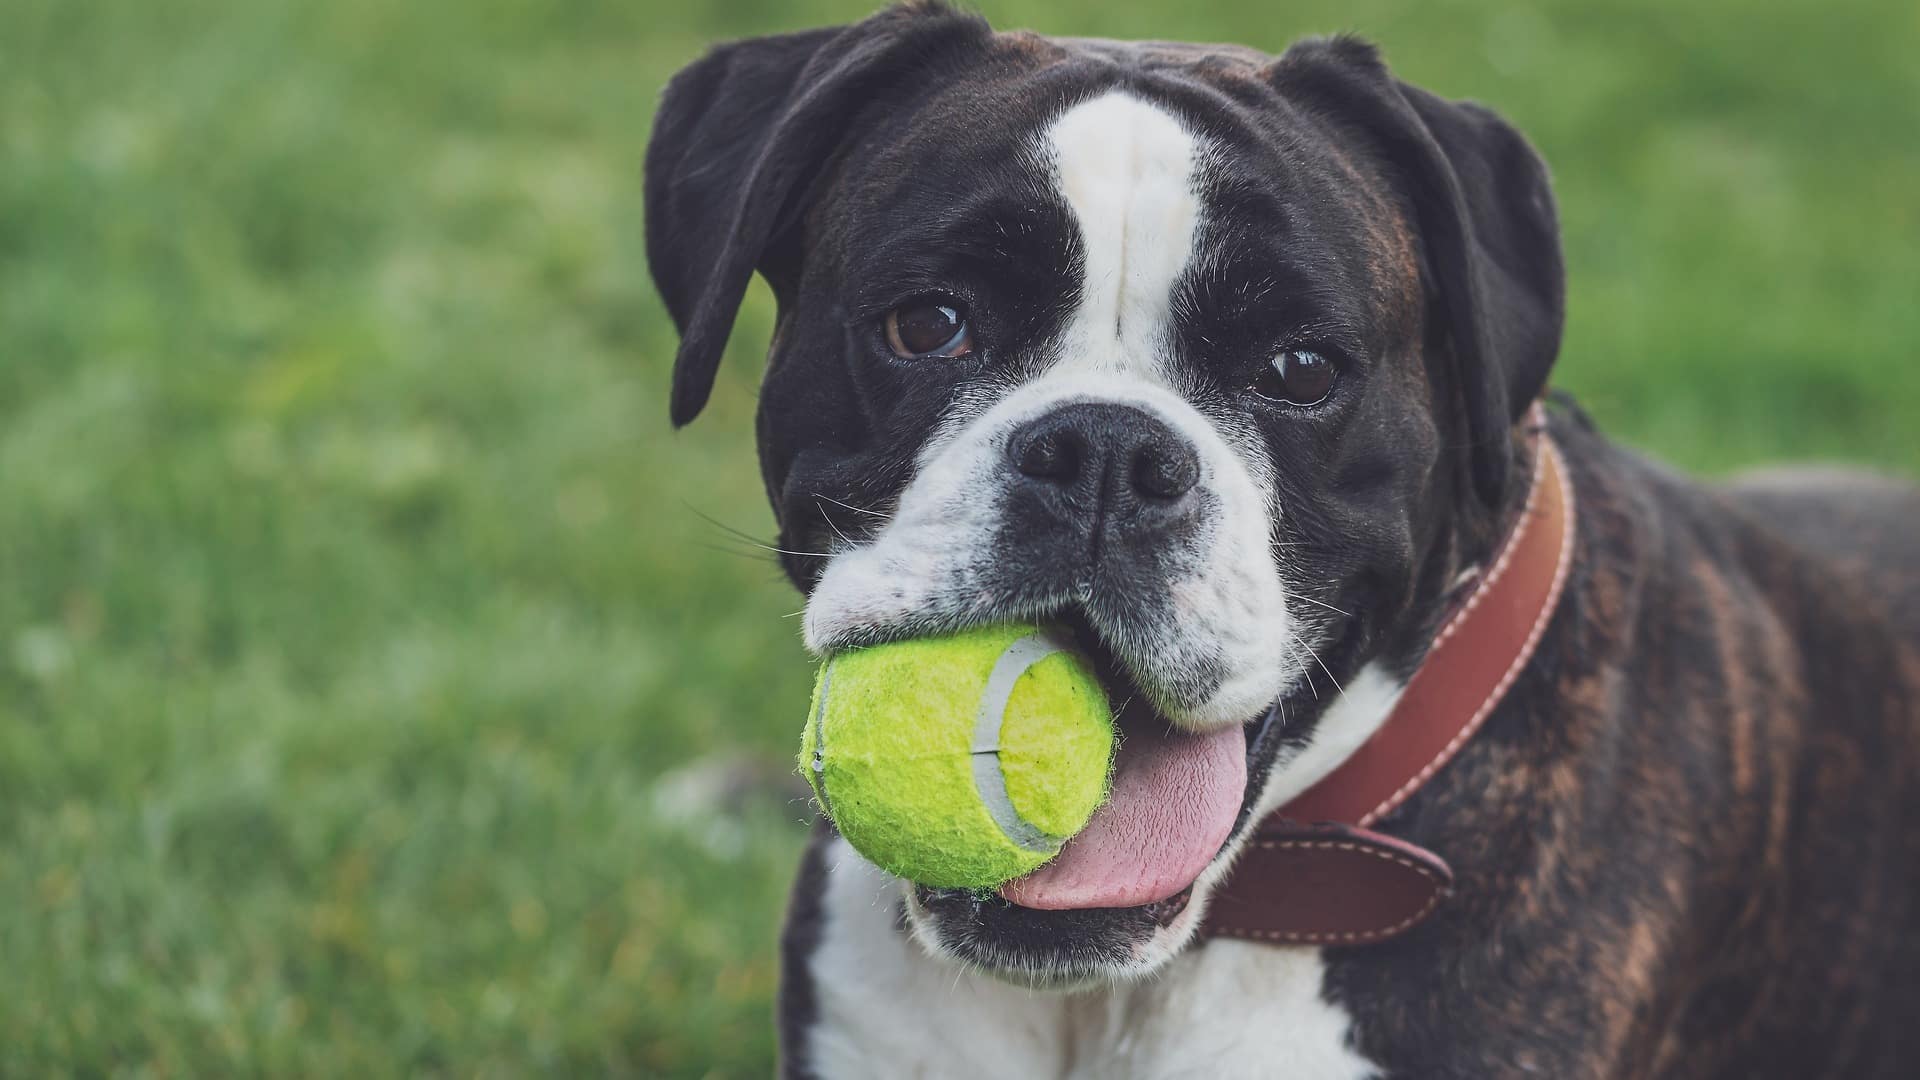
left=1250, top=348, right=1337, bottom=406
left=884, top=299, right=973, bottom=359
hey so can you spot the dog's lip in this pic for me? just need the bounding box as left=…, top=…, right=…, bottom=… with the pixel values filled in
left=914, top=881, right=1198, bottom=929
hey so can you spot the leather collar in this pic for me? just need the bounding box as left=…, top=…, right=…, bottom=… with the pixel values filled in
left=1201, top=406, right=1576, bottom=947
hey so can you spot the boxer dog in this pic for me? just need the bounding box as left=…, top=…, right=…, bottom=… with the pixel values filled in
left=643, top=4, right=1920, bottom=1075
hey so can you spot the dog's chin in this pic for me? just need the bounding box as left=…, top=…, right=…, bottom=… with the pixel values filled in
left=903, top=878, right=1207, bottom=988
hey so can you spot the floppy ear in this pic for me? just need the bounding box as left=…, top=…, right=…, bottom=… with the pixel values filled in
left=1273, top=39, right=1565, bottom=509
left=644, top=3, right=990, bottom=427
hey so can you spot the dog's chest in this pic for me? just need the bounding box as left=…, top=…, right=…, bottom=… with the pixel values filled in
left=797, top=839, right=1380, bottom=1080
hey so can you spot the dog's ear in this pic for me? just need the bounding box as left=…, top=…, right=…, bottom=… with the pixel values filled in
left=644, top=3, right=990, bottom=427
left=1272, top=38, right=1565, bottom=509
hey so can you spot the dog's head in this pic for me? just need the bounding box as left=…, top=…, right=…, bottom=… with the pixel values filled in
left=646, top=2, right=1562, bottom=984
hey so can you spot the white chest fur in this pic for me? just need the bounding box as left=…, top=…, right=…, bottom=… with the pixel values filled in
left=800, top=838, right=1381, bottom=1080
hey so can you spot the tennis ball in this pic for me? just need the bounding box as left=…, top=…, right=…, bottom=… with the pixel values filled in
left=800, top=624, right=1115, bottom=890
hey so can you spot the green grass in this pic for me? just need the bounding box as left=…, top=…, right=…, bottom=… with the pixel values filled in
left=0, top=0, right=1915, bottom=1074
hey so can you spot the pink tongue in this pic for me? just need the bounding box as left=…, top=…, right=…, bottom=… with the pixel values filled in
left=1001, top=721, right=1246, bottom=910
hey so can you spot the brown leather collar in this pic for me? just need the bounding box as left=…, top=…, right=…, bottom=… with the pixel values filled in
left=1201, top=407, right=1576, bottom=946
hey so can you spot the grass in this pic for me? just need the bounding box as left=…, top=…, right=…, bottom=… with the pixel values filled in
left=0, top=0, right=1914, bottom=1075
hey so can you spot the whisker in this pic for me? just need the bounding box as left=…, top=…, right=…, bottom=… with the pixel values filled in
left=812, top=492, right=890, bottom=519
left=683, top=506, right=842, bottom=559
left=709, top=536, right=839, bottom=559
left=819, top=513, right=857, bottom=550
left=690, top=540, right=779, bottom=563
left=1290, top=593, right=1351, bottom=618
left=686, top=505, right=778, bottom=547
left=1289, top=626, right=1345, bottom=697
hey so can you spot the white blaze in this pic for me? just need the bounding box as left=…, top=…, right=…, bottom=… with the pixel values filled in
left=1044, top=91, right=1205, bottom=380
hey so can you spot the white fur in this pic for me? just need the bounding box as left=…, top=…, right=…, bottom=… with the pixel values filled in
left=1253, top=662, right=1407, bottom=815
left=805, top=839, right=1066, bottom=1077
left=1046, top=92, right=1205, bottom=382
left=805, top=839, right=1380, bottom=1080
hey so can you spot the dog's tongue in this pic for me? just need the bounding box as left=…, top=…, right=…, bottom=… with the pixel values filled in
left=1001, top=720, right=1245, bottom=910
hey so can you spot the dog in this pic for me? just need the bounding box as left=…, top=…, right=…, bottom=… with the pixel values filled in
left=643, top=4, right=1920, bottom=1076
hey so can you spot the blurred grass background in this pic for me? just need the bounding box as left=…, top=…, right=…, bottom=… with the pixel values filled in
left=0, top=0, right=1914, bottom=1074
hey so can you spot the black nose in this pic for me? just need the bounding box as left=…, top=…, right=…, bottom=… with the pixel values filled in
left=1007, top=402, right=1201, bottom=513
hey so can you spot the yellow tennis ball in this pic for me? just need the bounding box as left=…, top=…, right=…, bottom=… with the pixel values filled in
left=799, top=624, right=1115, bottom=889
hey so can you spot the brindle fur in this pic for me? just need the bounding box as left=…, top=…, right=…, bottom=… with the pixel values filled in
left=1328, top=402, right=1920, bottom=1077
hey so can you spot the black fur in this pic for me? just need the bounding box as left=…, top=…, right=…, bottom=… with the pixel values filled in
left=644, top=4, right=993, bottom=428
left=1270, top=36, right=1565, bottom=514
left=775, top=821, right=832, bottom=1080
